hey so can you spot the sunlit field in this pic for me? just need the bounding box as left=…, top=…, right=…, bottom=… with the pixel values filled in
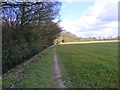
left=57, top=42, right=118, bottom=88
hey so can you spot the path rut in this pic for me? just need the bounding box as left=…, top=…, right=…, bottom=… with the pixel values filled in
left=53, top=47, right=65, bottom=88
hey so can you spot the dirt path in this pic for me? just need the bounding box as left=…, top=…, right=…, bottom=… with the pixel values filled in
left=53, top=47, right=65, bottom=88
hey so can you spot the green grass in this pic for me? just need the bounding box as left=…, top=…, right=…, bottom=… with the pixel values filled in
left=57, top=42, right=118, bottom=88
left=2, top=77, right=16, bottom=87
left=17, top=47, right=55, bottom=88
left=3, top=47, right=55, bottom=88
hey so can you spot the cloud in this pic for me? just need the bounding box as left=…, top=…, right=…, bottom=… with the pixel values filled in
left=60, top=0, right=119, bottom=38
left=60, top=19, right=79, bottom=33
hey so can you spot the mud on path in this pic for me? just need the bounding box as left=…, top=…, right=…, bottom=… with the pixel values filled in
left=53, top=47, right=65, bottom=88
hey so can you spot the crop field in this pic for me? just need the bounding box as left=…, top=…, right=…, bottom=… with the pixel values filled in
left=57, top=42, right=118, bottom=88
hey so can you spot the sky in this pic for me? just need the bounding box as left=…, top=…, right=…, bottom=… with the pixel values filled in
left=59, top=0, right=119, bottom=38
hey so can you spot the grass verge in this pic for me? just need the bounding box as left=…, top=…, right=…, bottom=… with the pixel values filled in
left=3, top=47, right=55, bottom=88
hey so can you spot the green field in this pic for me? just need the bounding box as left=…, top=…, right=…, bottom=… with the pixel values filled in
left=57, top=42, right=118, bottom=88
left=2, top=42, right=118, bottom=88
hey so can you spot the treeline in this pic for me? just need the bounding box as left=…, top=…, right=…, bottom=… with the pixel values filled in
left=55, top=31, right=119, bottom=44
left=54, top=31, right=77, bottom=44
left=2, top=1, right=62, bottom=73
